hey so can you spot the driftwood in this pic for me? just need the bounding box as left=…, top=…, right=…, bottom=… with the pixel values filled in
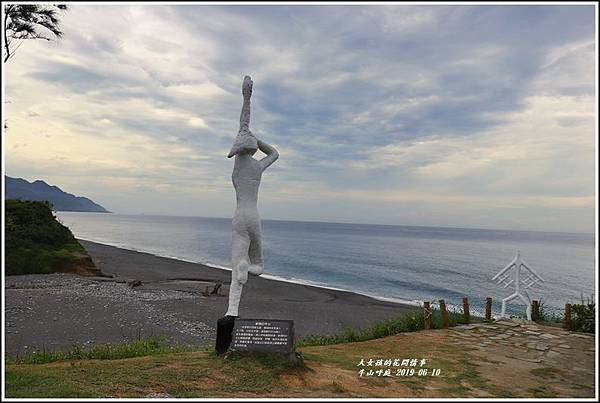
left=127, top=279, right=143, bottom=289
left=202, top=281, right=224, bottom=297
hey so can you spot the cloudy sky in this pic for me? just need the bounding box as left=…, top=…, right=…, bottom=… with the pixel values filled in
left=4, top=4, right=596, bottom=233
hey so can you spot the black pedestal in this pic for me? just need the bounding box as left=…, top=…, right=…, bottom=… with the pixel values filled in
left=215, top=315, right=237, bottom=355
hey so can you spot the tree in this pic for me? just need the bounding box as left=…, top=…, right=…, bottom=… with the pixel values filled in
left=3, top=4, right=68, bottom=63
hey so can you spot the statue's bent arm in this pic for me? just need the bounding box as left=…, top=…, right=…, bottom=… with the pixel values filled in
left=257, top=139, right=279, bottom=171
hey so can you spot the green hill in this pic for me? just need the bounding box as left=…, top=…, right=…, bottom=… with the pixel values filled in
left=5, top=199, right=102, bottom=275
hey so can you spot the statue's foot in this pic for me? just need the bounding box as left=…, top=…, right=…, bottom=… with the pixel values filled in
left=248, top=264, right=264, bottom=276
left=235, top=260, right=249, bottom=284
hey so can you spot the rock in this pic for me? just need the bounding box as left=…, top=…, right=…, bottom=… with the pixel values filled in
left=545, top=350, right=561, bottom=359
left=455, top=324, right=478, bottom=330
left=512, top=356, right=542, bottom=363
left=495, top=320, right=520, bottom=327
left=557, top=344, right=571, bottom=349
left=539, top=333, right=559, bottom=339
left=570, top=333, right=592, bottom=339
left=535, top=344, right=550, bottom=351
left=451, top=331, right=473, bottom=337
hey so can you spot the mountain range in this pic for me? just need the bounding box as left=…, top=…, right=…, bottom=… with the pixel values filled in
left=5, top=176, right=109, bottom=213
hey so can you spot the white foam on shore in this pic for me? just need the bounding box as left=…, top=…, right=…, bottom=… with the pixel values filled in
left=261, top=273, right=422, bottom=307
left=77, top=237, right=418, bottom=307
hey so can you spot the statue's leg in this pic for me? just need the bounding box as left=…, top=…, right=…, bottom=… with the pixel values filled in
left=248, top=221, right=263, bottom=276
left=225, top=278, right=242, bottom=317
left=225, top=230, right=250, bottom=317
left=232, top=231, right=250, bottom=284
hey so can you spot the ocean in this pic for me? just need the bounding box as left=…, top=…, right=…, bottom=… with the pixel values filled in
left=56, top=212, right=596, bottom=317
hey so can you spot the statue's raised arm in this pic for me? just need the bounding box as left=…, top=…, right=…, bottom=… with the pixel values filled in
left=227, top=76, right=258, bottom=158
left=239, top=75, right=253, bottom=131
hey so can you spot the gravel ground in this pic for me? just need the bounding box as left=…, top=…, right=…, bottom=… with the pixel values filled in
left=5, top=273, right=214, bottom=358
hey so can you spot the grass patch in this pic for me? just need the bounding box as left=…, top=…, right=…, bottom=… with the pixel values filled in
left=204, top=350, right=307, bottom=395
left=528, top=386, right=558, bottom=397
left=8, top=336, right=191, bottom=364
left=6, top=349, right=307, bottom=398
left=298, top=308, right=470, bottom=347
left=5, top=328, right=590, bottom=398
left=331, top=381, right=346, bottom=393
left=530, top=366, right=564, bottom=379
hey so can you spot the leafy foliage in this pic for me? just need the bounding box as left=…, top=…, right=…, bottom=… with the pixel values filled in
left=297, top=308, right=468, bottom=347
left=3, top=4, right=68, bottom=62
left=5, top=199, right=84, bottom=275
left=569, top=295, right=595, bottom=334
left=534, top=299, right=564, bottom=324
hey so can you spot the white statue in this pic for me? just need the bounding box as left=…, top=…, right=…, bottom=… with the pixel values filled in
left=225, top=75, right=279, bottom=317
left=492, top=250, right=544, bottom=320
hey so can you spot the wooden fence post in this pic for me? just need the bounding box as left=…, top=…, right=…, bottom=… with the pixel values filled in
left=531, top=300, right=540, bottom=322
left=462, top=297, right=470, bottom=324
left=485, top=297, right=492, bottom=321
left=439, top=299, right=449, bottom=328
left=564, top=303, right=572, bottom=330
left=423, top=301, right=431, bottom=330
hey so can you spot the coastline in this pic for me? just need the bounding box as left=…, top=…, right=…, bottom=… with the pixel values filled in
left=74, top=235, right=423, bottom=308
left=4, top=239, right=419, bottom=358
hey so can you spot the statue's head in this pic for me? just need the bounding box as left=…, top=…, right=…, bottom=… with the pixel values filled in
left=227, top=128, right=258, bottom=158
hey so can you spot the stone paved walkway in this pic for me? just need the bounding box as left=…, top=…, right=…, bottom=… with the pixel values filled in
left=445, top=318, right=595, bottom=397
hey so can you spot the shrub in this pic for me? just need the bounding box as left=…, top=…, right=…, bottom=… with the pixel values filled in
left=569, top=295, right=595, bottom=334
left=5, top=199, right=85, bottom=275
left=535, top=299, right=564, bottom=324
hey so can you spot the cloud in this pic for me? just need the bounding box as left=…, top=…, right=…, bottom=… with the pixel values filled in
left=4, top=4, right=596, bottom=232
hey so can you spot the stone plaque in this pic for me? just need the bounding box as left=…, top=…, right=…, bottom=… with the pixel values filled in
left=231, top=318, right=294, bottom=353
